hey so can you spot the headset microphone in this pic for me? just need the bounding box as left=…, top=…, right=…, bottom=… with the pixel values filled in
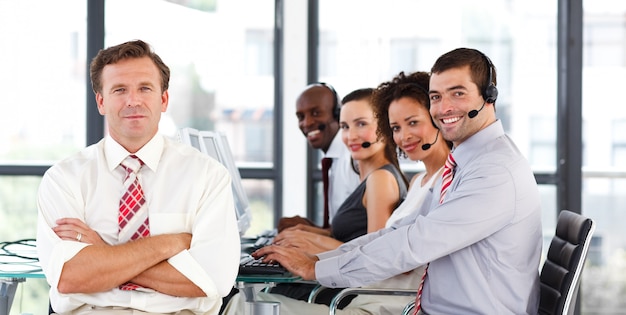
left=318, top=123, right=326, bottom=131
left=421, top=130, right=440, bottom=150
left=361, top=141, right=379, bottom=148
left=468, top=102, right=486, bottom=119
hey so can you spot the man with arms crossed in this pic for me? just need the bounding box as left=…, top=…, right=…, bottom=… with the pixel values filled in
left=37, top=40, right=240, bottom=314
left=255, top=47, right=542, bottom=314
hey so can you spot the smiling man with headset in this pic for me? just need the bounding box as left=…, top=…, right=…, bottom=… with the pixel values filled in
left=278, top=83, right=360, bottom=231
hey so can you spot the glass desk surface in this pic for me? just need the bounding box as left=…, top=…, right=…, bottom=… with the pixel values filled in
left=1, top=240, right=44, bottom=315
left=236, top=273, right=301, bottom=283
left=0, top=240, right=43, bottom=279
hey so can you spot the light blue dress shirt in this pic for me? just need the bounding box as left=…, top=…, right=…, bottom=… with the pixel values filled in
left=316, top=120, right=542, bottom=314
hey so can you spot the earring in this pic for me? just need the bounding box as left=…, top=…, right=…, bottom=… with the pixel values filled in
left=397, top=147, right=407, bottom=159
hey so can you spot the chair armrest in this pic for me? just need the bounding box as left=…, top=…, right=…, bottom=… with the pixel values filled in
left=307, top=284, right=328, bottom=303
left=328, top=288, right=417, bottom=315
left=401, top=300, right=416, bottom=315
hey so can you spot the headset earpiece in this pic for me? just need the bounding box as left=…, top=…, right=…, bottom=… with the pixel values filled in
left=483, top=83, right=498, bottom=104
left=480, top=53, right=498, bottom=104
left=318, top=82, right=341, bottom=120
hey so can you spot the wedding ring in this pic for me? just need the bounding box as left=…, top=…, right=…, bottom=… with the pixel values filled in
left=76, top=232, right=82, bottom=242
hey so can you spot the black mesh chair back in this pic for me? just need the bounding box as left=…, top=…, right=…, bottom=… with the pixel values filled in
left=539, top=210, right=595, bottom=315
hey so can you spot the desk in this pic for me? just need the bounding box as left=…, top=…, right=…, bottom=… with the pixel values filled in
left=0, top=240, right=43, bottom=315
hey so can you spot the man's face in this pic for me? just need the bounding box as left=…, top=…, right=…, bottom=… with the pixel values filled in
left=295, top=86, right=339, bottom=152
left=95, top=56, right=168, bottom=152
left=429, top=65, right=492, bottom=147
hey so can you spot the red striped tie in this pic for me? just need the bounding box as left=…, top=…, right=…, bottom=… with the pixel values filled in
left=415, top=153, right=456, bottom=313
left=439, top=153, right=456, bottom=204
left=118, top=155, right=150, bottom=290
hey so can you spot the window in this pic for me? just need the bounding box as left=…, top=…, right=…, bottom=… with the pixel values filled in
left=584, top=13, right=626, bottom=67
left=319, top=31, right=338, bottom=78
left=530, top=116, right=557, bottom=170
left=389, top=38, right=440, bottom=78
left=246, top=29, right=274, bottom=76
left=581, top=1, right=626, bottom=313
left=0, top=1, right=87, bottom=164
left=612, top=119, right=626, bottom=168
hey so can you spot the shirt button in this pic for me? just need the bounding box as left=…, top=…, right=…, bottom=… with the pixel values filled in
left=331, top=282, right=337, bottom=287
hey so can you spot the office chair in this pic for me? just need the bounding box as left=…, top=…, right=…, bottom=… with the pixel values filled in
left=539, top=209, right=595, bottom=315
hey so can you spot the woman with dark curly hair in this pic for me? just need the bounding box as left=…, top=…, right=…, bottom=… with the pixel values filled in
left=372, top=71, right=452, bottom=227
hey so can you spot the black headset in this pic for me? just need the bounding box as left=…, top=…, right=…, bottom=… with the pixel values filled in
left=479, top=51, right=498, bottom=104
left=317, top=82, right=341, bottom=120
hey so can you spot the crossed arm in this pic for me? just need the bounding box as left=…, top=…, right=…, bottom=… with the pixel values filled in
left=53, top=218, right=204, bottom=297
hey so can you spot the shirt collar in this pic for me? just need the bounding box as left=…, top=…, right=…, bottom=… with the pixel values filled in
left=451, top=119, right=505, bottom=170
left=323, top=132, right=347, bottom=159
left=104, top=135, right=164, bottom=172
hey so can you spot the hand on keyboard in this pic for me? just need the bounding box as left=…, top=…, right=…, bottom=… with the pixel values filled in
left=251, top=244, right=319, bottom=280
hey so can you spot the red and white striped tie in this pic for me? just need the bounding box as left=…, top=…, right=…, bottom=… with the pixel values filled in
left=118, top=155, right=150, bottom=290
left=439, top=153, right=456, bottom=204
left=415, top=153, right=456, bottom=313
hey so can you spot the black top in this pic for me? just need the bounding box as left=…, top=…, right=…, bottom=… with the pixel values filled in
left=330, top=164, right=407, bottom=243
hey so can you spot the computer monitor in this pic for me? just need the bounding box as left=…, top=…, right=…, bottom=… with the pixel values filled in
left=177, top=127, right=202, bottom=151
left=198, top=131, right=252, bottom=236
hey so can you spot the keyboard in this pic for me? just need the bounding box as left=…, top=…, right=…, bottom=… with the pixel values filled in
left=238, top=254, right=289, bottom=275
left=241, top=235, right=274, bottom=254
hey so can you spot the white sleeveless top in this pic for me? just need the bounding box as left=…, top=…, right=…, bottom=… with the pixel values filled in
left=385, top=166, right=444, bottom=228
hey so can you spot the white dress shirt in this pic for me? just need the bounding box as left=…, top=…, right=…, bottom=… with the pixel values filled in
left=324, top=132, right=360, bottom=220
left=37, top=135, right=240, bottom=315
